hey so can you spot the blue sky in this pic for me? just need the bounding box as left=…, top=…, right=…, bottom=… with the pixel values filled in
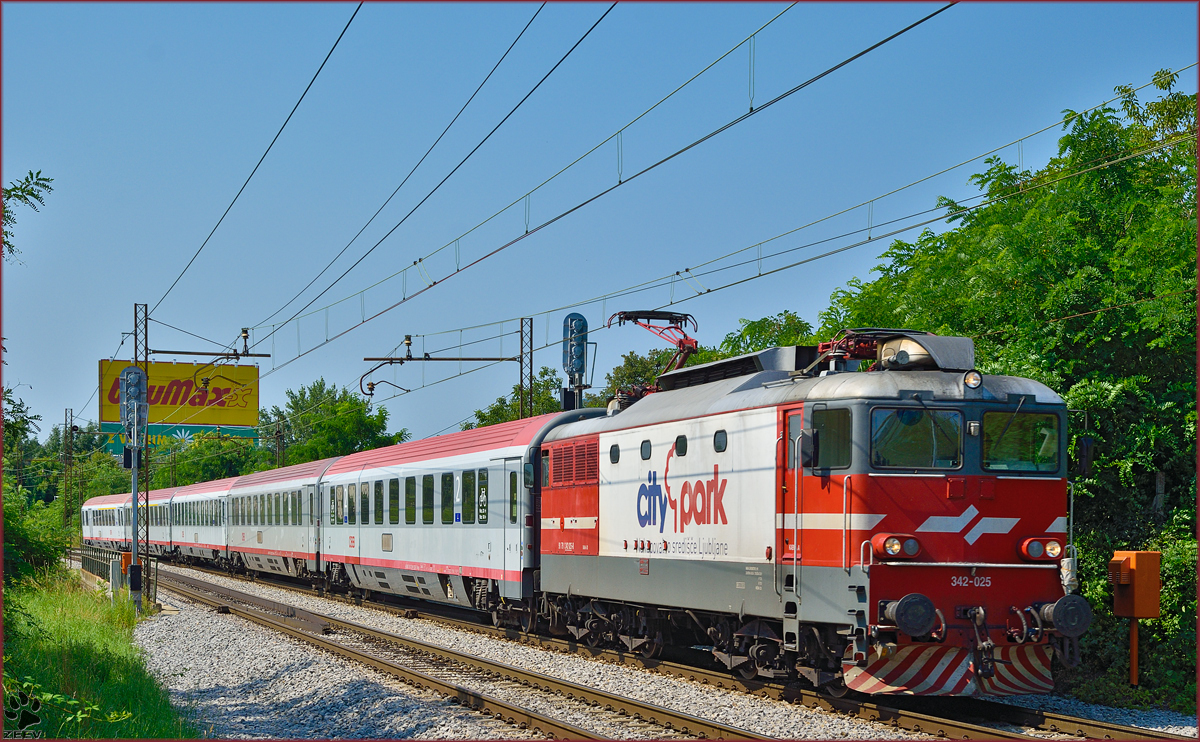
left=3, top=2, right=1196, bottom=441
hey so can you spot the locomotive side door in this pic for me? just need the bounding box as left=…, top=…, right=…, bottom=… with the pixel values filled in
left=777, top=404, right=808, bottom=650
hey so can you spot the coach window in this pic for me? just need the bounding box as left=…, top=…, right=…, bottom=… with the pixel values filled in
left=421, top=475, right=434, bottom=524
left=609, top=444, right=620, bottom=464
left=477, top=469, right=489, bottom=524
left=871, top=407, right=962, bottom=469
left=675, top=435, right=688, bottom=456
left=405, top=477, right=417, bottom=525
left=361, top=483, right=371, bottom=527
left=509, top=471, right=518, bottom=524
left=347, top=484, right=358, bottom=525
left=374, top=481, right=384, bottom=525
left=294, top=491, right=301, bottom=525
left=640, top=440, right=652, bottom=460
left=461, top=470, right=476, bottom=524
left=334, top=485, right=344, bottom=524
left=388, top=479, right=400, bottom=525
left=281, top=492, right=289, bottom=525
left=441, top=473, right=455, bottom=524
left=714, top=430, right=728, bottom=453
left=275, top=493, right=282, bottom=525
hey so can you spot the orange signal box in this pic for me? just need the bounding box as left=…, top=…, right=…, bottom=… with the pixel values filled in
left=1107, top=550, right=1161, bottom=618
left=120, top=551, right=133, bottom=575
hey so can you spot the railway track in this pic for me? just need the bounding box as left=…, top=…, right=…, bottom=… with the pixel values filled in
left=91, top=554, right=1193, bottom=742
left=156, top=570, right=767, bottom=740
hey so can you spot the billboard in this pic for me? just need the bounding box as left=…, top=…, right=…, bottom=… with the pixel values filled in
left=99, top=360, right=259, bottom=427
left=99, top=422, right=258, bottom=456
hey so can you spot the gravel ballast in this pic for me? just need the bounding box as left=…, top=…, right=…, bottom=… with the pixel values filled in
left=153, top=565, right=932, bottom=740
left=135, top=592, right=543, bottom=739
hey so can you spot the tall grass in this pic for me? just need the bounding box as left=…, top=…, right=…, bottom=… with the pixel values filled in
left=2, top=570, right=198, bottom=738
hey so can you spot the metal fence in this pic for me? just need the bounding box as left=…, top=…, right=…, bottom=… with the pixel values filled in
left=79, top=545, right=158, bottom=605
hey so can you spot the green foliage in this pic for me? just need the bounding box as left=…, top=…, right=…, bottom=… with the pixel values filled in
left=464, top=366, right=565, bottom=429
left=2, top=386, right=41, bottom=460
left=149, top=432, right=258, bottom=487
left=818, top=74, right=1195, bottom=711
left=1, top=472, right=69, bottom=585
left=2, top=571, right=197, bottom=738
left=2, top=169, right=53, bottom=263
left=257, top=378, right=407, bottom=468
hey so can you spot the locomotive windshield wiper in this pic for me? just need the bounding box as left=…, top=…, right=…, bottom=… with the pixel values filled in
left=909, top=393, right=960, bottom=459
left=989, top=395, right=1026, bottom=456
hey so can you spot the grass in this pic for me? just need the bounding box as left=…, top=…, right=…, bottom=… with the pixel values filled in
left=2, top=569, right=199, bottom=739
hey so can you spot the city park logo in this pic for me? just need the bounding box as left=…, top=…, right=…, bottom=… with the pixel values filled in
left=636, top=448, right=729, bottom=534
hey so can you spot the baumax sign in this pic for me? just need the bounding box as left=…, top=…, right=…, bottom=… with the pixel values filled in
left=99, top=360, right=259, bottom=427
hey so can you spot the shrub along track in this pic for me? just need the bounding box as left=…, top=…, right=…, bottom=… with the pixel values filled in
left=154, top=559, right=1190, bottom=741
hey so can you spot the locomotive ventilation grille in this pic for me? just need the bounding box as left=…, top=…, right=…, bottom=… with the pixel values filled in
left=551, top=440, right=599, bottom=486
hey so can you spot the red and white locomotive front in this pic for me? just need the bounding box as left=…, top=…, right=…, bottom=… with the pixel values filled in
left=780, top=331, right=1091, bottom=696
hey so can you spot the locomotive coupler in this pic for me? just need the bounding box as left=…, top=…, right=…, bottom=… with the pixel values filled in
left=967, top=606, right=997, bottom=679
left=1050, top=634, right=1082, bottom=668
left=1008, top=605, right=1029, bottom=644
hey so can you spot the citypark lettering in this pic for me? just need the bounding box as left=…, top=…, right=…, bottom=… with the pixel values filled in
left=636, top=448, right=728, bottom=534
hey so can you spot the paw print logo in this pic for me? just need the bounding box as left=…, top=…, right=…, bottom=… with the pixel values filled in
left=4, top=690, right=42, bottom=731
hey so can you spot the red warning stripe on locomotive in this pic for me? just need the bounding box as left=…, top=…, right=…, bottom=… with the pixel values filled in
left=844, top=643, right=1053, bottom=696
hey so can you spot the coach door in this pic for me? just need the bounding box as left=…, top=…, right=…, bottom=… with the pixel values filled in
left=501, top=458, right=522, bottom=598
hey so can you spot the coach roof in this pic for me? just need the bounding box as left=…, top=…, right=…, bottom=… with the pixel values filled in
left=325, top=412, right=563, bottom=476
left=229, top=457, right=340, bottom=494
left=173, top=476, right=240, bottom=498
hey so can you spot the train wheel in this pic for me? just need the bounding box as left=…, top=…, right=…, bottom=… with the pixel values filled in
left=821, top=680, right=849, bottom=698
left=519, top=609, right=536, bottom=635
left=639, top=636, right=663, bottom=660
left=737, top=662, right=759, bottom=680
left=491, top=609, right=503, bottom=628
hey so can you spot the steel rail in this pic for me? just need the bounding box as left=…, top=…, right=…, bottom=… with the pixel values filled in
left=158, top=572, right=766, bottom=740
left=150, top=562, right=1189, bottom=742
left=156, top=575, right=596, bottom=740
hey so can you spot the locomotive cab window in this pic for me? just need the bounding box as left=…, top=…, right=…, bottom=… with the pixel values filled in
left=812, top=408, right=852, bottom=468
left=982, top=411, right=1059, bottom=472
left=871, top=407, right=962, bottom=469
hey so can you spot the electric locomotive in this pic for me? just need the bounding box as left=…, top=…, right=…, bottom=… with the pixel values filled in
left=536, top=328, right=1091, bottom=695
left=82, top=327, right=1091, bottom=697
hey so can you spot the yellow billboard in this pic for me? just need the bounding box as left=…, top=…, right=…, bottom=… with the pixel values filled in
left=99, top=360, right=259, bottom=427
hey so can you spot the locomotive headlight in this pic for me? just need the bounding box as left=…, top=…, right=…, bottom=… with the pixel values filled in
left=1026, top=540, right=1045, bottom=558
left=964, top=369, right=983, bottom=389
left=884, top=537, right=903, bottom=556
left=1045, top=540, right=1062, bottom=558
left=902, top=538, right=920, bottom=556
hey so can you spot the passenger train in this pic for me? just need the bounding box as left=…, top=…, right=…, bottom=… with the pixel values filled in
left=84, top=328, right=1093, bottom=696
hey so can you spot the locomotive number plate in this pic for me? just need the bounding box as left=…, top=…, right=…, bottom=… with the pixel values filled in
left=951, top=575, right=992, bottom=587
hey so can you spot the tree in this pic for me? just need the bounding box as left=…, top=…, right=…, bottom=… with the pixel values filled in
left=817, top=74, right=1196, bottom=711
left=463, top=367, right=565, bottom=429
left=3, top=170, right=53, bottom=263
left=257, top=378, right=406, bottom=467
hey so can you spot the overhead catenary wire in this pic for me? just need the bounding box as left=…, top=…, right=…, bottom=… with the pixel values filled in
left=246, top=4, right=798, bottom=337
left=249, top=2, right=957, bottom=376
left=249, top=3, right=618, bottom=354
left=253, top=3, right=548, bottom=329
left=149, top=2, right=364, bottom=318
